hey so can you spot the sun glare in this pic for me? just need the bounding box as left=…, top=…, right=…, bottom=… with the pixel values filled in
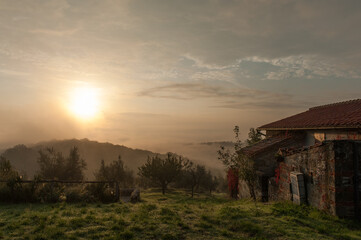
left=69, top=87, right=100, bottom=120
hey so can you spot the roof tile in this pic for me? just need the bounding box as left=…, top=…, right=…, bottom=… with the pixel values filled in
left=241, top=135, right=303, bottom=157
left=258, top=99, right=361, bottom=129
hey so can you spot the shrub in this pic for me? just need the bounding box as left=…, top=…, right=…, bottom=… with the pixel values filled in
left=65, top=185, right=94, bottom=203
left=0, top=176, right=40, bottom=203
left=37, top=183, right=64, bottom=203
left=95, top=156, right=135, bottom=188
left=0, top=183, right=12, bottom=202
left=86, top=183, right=116, bottom=203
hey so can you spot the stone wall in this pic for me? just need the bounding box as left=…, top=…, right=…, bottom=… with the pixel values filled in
left=239, top=137, right=304, bottom=200
left=254, top=149, right=281, bottom=177
left=273, top=140, right=361, bottom=218
left=275, top=142, right=336, bottom=215
left=238, top=180, right=251, bottom=199
left=239, top=147, right=288, bottom=200
left=334, top=141, right=361, bottom=217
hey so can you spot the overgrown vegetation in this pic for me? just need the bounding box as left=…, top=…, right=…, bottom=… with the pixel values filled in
left=0, top=150, right=126, bottom=203
left=1, top=146, right=223, bottom=202
left=138, top=153, right=222, bottom=196
left=246, top=127, right=263, bottom=146
left=218, top=126, right=260, bottom=200
left=0, top=190, right=360, bottom=240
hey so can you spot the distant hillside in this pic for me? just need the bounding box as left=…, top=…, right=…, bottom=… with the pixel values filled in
left=1, top=139, right=162, bottom=180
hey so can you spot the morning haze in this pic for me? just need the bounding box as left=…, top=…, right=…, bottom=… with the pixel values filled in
left=2, top=1, right=361, bottom=239
left=1, top=0, right=361, bottom=162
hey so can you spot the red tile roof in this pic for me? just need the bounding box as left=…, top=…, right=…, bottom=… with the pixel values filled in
left=240, top=135, right=303, bottom=157
left=258, top=99, right=361, bottom=130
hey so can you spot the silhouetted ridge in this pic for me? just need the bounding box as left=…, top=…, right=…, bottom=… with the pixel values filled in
left=1, top=139, right=162, bottom=180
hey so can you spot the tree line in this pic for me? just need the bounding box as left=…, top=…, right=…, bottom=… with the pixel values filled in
left=138, top=153, right=223, bottom=196
left=0, top=126, right=261, bottom=203
left=0, top=146, right=225, bottom=202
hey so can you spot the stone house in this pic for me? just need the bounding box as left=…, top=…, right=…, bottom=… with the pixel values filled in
left=239, top=99, right=361, bottom=217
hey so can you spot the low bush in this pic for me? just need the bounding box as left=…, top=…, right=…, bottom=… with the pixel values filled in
left=0, top=178, right=39, bottom=203
left=37, top=183, right=64, bottom=203
left=0, top=180, right=120, bottom=203
left=86, top=183, right=117, bottom=203
left=64, top=185, right=94, bottom=203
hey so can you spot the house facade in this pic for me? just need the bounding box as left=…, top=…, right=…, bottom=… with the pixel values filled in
left=240, top=99, right=361, bottom=217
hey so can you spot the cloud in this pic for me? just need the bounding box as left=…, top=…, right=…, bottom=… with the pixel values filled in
left=241, top=55, right=361, bottom=80
left=214, top=99, right=312, bottom=110
left=199, top=141, right=234, bottom=147
left=118, top=112, right=170, bottom=118
left=29, top=28, right=79, bottom=36
left=138, top=83, right=273, bottom=100
left=1, top=0, right=361, bottom=79
left=137, top=82, right=307, bottom=109
left=1, top=0, right=361, bottom=152
left=265, top=71, right=292, bottom=81
left=123, top=0, right=361, bottom=68
left=191, top=70, right=235, bottom=82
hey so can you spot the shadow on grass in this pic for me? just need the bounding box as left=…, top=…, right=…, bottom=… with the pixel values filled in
left=270, top=201, right=361, bottom=240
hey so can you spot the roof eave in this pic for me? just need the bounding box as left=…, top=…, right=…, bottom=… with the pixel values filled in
left=239, top=137, right=292, bottom=157
left=257, top=126, right=361, bottom=131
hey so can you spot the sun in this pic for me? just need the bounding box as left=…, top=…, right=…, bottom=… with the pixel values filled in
left=69, top=87, right=100, bottom=120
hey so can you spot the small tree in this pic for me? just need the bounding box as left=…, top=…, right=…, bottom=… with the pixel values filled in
left=138, top=153, right=186, bottom=194
left=237, top=152, right=257, bottom=200
left=64, top=147, right=86, bottom=181
left=218, top=126, right=242, bottom=199
left=38, top=148, right=65, bottom=180
left=246, top=128, right=263, bottom=146
left=38, top=147, right=86, bottom=181
left=95, top=155, right=134, bottom=188
left=218, top=126, right=258, bottom=200
left=183, top=162, right=206, bottom=198
left=216, top=174, right=229, bottom=193
left=0, top=156, right=18, bottom=180
left=202, top=170, right=219, bottom=195
left=0, top=157, right=27, bottom=202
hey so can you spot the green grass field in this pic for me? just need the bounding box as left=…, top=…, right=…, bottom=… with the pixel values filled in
left=0, top=190, right=360, bottom=240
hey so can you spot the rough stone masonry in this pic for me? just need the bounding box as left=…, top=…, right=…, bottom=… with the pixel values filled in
left=272, top=140, right=361, bottom=218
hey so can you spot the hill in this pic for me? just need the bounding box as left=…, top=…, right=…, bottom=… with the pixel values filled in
left=1, top=139, right=162, bottom=180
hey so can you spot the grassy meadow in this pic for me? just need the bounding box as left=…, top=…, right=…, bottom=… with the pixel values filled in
left=0, top=190, right=360, bottom=240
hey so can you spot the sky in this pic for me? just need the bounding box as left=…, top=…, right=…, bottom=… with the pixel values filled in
left=1, top=0, right=361, bottom=158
